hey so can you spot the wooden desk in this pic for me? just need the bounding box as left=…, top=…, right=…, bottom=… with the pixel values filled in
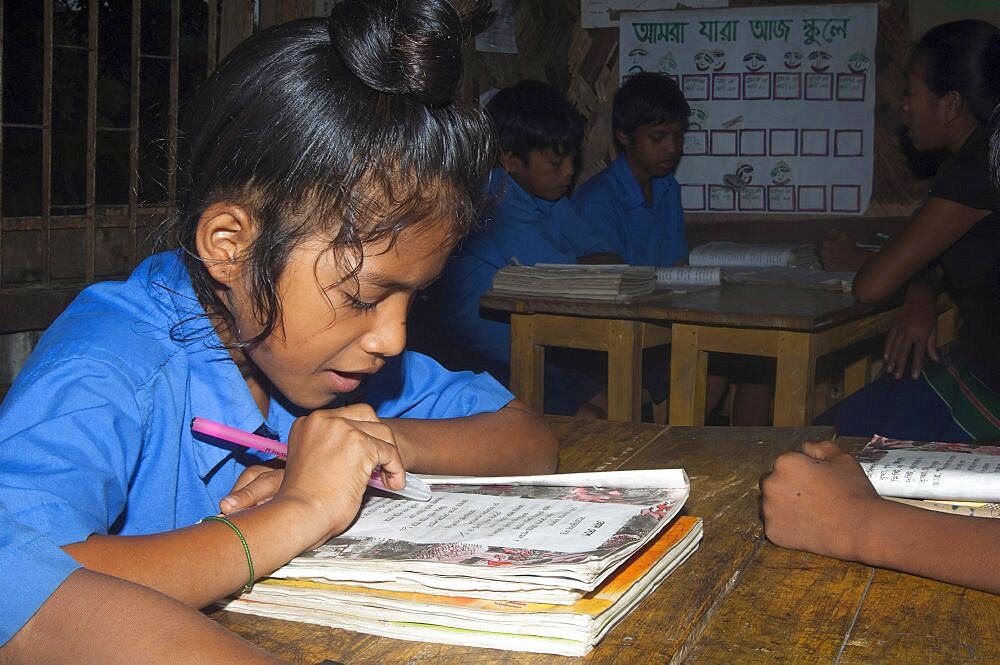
left=481, top=286, right=958, bottom=426
left=211, top=419, right=1000, bottom=664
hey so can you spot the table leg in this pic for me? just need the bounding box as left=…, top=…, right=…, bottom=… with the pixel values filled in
left=607, top=320, right=642, bottom=422
left=510, top=313, right=544, bottom=414
left=843, top=356, right=871, bottom=399
left=773, top=331, right=816, bottom=426
left=669, top=323, right=708, bottom=426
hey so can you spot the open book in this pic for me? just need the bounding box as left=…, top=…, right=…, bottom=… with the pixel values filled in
left=858, top=435, right=1000, bottom=516
left=688, top=241, right=821, bottom=269
left=655, top=265, right=854, bottom=292
left=220, top=469, right=701, bottom=656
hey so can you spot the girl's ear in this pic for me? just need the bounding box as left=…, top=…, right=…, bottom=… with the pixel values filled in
left=195, top=202, right=255, bottom=287
left=615, top=129, right=631, bottom=148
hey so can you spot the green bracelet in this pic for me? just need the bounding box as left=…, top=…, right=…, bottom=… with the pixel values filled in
left=201, top=514, right=255, bottom=593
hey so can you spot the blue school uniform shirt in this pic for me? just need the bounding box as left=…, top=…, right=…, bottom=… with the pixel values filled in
left=435, top=168, right=612, bottom=362
left=572, top=154, right=688, bottom=267
left=0, top=505, right=81, bottom=645
left=0, top=250, right=513, bottom=546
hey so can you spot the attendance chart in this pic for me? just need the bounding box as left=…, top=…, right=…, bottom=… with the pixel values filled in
left=619, top=3, right=877, bottom=215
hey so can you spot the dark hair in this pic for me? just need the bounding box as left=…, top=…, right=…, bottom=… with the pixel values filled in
left=166, top=0, right=496, bottom=347
left=613, top=72, right=690, bottom=136
left=910, top=19, right=1000, bottom=122
left=484, top=80, right=585, bottom=163
left=992, top=104, right=1000, bottom=195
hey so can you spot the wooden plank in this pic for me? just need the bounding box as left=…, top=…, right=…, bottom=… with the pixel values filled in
left=42, top=0, right=53, bottom=286
left=509, top=313, right=544, bottom=413
left=772, top=331, right=816, bottom=426
left=0, top=287, right=81, bottom=333
left=839, top=571, right=1000, bottom=663
left=482, top=284, right=882, bottom=332
left=532, top=313, right=614, bottom=351
left=668, top=323, right=707, bottom=426
left=685, top=546, right=874, bottom=663
left=219, top=0, right=254, bottom=61
left=843, top=355, right=871, bottom=397
left=606, top=318, right=641, bottom=421
left=85, top=0, right=97, bottom=283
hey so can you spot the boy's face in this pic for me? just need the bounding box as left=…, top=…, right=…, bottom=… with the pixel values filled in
left=502, top=148, right=576, bottom=201
left=618, top=121, right=685, bottom=180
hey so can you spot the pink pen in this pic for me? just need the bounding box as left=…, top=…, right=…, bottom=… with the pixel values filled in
left=191, top=417, right=431, bottom=501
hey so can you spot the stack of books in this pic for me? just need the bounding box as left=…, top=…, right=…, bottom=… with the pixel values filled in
left=858, top=435, right=1000, bottom=518
left=490, top=264, right=656, bottom=301
left=655, top=265, right=854, bottom=292
left=688, top=241, right=822, bottom=269
left=220, top=469, right=703, bottom=656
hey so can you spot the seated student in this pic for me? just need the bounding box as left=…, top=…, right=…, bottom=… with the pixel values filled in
left=571, top=71, right=688, bottom=268
left=0, top=505, right=281, bottom=663
left=428, top=80, right=622, bottom=418
left=815, top=19, right=1000, bottom=441
left=761, top=440, right=1000, bottom=595
left=0, top=0, right=556, bottom=616
left=572, top=71, right=771, bottom=425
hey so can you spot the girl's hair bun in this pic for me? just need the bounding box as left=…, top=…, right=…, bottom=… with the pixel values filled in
left=329, top=0, right=495, bottom=107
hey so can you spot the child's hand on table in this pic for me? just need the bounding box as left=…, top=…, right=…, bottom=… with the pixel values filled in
left=760, top=441, right=881, bottom=562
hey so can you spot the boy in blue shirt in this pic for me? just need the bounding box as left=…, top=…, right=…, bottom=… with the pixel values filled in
left=573, top=72, right=771, bottom=424
left=428, top=80, right=622, bottom=417
left=572, top=71, right=688, bottom=268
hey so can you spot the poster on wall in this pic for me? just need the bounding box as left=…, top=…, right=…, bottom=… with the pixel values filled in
left=620, top=3, right=877, bottom=215
left=582, top=1, right=729, bottom=30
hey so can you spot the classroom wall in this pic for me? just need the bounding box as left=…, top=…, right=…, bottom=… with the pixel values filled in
left=463, top=0, right=927, bottom=233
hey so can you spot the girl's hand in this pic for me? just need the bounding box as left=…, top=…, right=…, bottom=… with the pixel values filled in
left=760, top=441, right=881, bottom=562
left=273, top=404, right=406, bottom=549
left=221, top=462, right=284, bottom=514
left=883, top=285, right=939, bottom=379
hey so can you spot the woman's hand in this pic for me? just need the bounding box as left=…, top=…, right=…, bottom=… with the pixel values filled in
left=270, top=404, right=406, bottom=548
left=760, top=441, right=881, bottom=562
left=818, top=230, right=875, bottom=272
left=883, top=282, right=939, bottom=379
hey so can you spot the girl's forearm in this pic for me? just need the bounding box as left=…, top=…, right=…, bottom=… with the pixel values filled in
left=387, top=401, right=559, bottom=476
left=1, top=568, right=282, bottom=664
left=63, top=496, right=325, bottom=608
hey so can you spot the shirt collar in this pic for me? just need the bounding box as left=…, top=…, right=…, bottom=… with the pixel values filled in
left=610, top=154, right=675, bottom=210
left=146, top=252, right=283, bottom=471
left=487, top=167, right=554, bottom=223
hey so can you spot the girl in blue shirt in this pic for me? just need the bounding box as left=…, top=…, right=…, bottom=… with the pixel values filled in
left=0, top=0, right=556, bottom=630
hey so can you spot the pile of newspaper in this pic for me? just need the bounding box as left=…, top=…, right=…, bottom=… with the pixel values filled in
left=220, top=470, right=703, bottom=656
left=490, top=264, right=657, bottom=301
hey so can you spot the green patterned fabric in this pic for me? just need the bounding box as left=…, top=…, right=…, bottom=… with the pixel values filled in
left=924, top=344, right=1000, bottom=440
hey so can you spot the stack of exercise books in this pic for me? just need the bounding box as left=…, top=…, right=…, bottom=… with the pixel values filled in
left=688, top=241, right=822, bottom=269
left=857, top=435, right=1000, bottom=518
left=655, top=265, right=854, bottom=292
left=655, top=242, right=852, bottom=291
left=220, top=469, right=703, bottom=656
left=490, top=263, right=656, bottom=301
